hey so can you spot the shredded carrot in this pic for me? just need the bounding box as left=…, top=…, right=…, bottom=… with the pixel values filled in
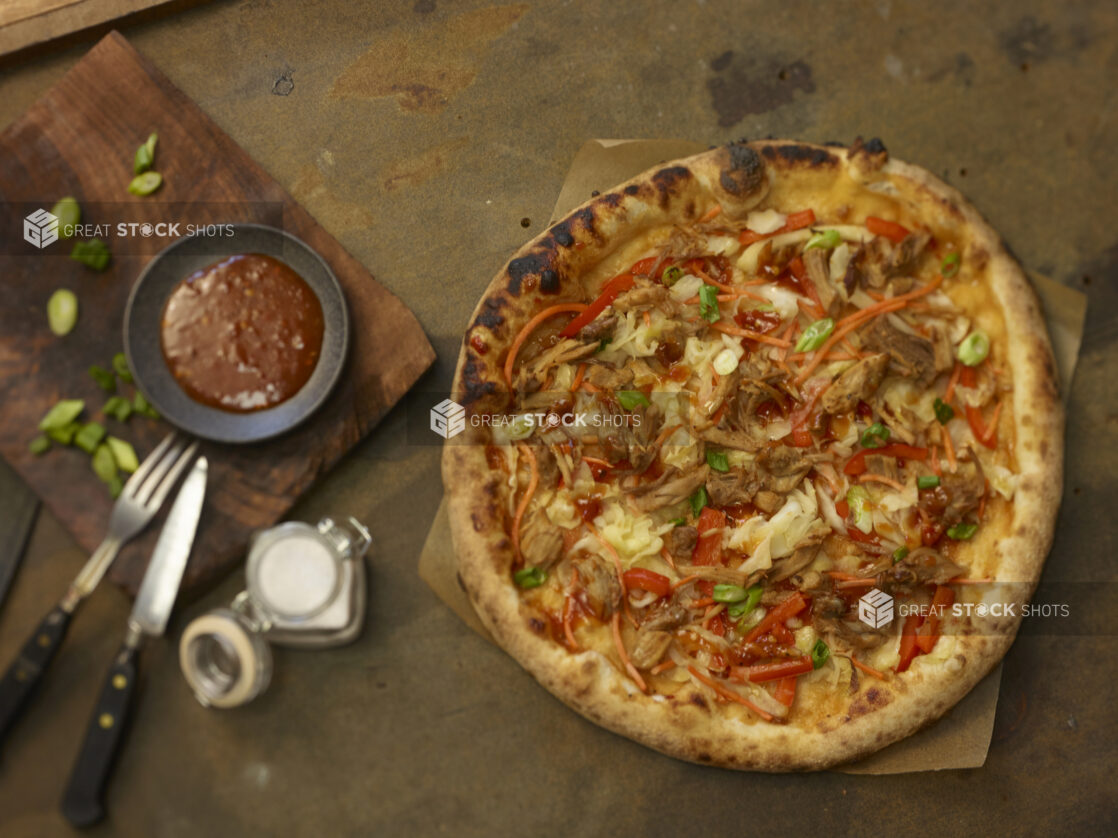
left=570, top=362, right=587, bottom=392
left=947, top=577, right=994, bottom=585
left=710, top=321, right=793, bottom=347
left=942, top=425, right=958, bottom=472
left=653, top=423, right=683, bottom=449
left=585, top=521, right=626, bottom=593
left=836, top=577, right=877, bottom=590
left=660, top=545, right=677, bottom=571
left=702, top=604, right=724, bottom=630
left=930, top=445, right=942, bottom=477
left=835, top=275, right=943, bottom=330
left=581, top=455, right=613, bottom=468
left=797, top=297, right=825, bottom=321
left=643, top=309, right=652, bottom=328
left=865, top=290, right=886, bottom=302
left=672, top=573, right=701, bottom=590
left=580, top=381, right=602, bottom=394
left=650, top=660, right=676, bottom=675
left=503, top=303, right=589, bottom=386
left=945, top=363, right=962, bottom=403
left=690, top=597, right=716, bottom=609
left=851, top=656, right=888, bottom=680
left=982, top=400, right=1003, bottom=446
left=510, top=444, right=539, bottom=563
left=692, top=265, right=735, bottom=294
left=686, top=666, right=774, bottom=722
left=800, top=279, right=825, bottom=318
left=698, top=204, right=723, bottom=223
left=859, top=473, right=907, bottom=492
left=826, top=571, right=864, bottom=581
left=612, top=612, right=648, bottom=692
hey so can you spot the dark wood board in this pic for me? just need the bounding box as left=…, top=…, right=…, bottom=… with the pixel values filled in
left=0, top=31, right=435, bottom=595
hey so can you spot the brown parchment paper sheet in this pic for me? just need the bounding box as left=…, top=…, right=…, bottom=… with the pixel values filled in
left=420, top=139, right=1087, bottom=774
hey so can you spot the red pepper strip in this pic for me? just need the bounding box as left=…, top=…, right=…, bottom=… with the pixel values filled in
left=845, top=526, right=881, bottom=546
left=692, top=506, right=726, bottom=566
left=773, top=675, right=798, bottom=707
left=788, top=428, right=814, bottom=448
left=916, top=585, right=956, bottom=653
left=744, top=591, right=807, bottom=644
left=737, top=209, right=817, bottom=245
left=771, top=621, right=795, bottom=646
left=628, top=256, right=671, bottom=280
left=896, top=612, right=923, bottom=672
left=966, top=404, right=998, bottom=450
left=621, top=568, right=672, bottom=599
left=844, top=442, right=929, bottom=476
left=835, top=499, right=850, bottom=518
left=865, top=216, right=911, bottom=244
left=731, top=655, right=813, bottom=684
left=959, top=364, right=978, bottom=388
left=559, top=273, right=635, bottom=337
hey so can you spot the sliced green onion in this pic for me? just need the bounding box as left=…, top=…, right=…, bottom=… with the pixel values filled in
left=597, top=338, right=611, bottom=353
left=91, top=444, right=118, bottom=485
left=947, top=522, right=978, bottom=540
left=668, top=517, right=686, bottom=527
left=47, top=422, right=81, bottom=445
left=727, top=585, right=763, bottom=619
left=89, top=365, right=116, bottom=393
left=106, top=437, right=139, bottom=473
left=107, top=475, right=124, bottom=499
left=940, top=252, right=961, bottom=278
left=47, top=289, right=79, bottom=336
left=513, top=566, right=547, bottom=588
left=933, top=397, right=955, bottom=425
left=957, top=330, right=990, bottom=366
left=706, top=449, right=730, bottom=473
left=805, top=229, right=841, bottom=250
left=70, top=239, right=110, bottom=271
left=860, top=422, right=891, bottom=449
left=892, top=545, right=910, bottom=564
left=29, top=435, right=51, bottom=455
left=617, top=390, right=650, bottom=410
left=50, top=197, right=80, bottom=239
left=74, top=422, right=106, bottom=454
left=128, top=171, right=163, bottom=196
left=713, top=584, right=748, bottom=603
left=38, top=399, right=85, bottom=431
left=133, top=133, right=158, bottom=174
left=661, top=265, right=684, bottom=287
left=102, top=396, right=133, bottom=422
left=689, top=486, right=708, bottom=518
left=132, top=392, right=160, bottom=419
left=698, top=285, right=720, bottom=323
left=811, top=638, right=830, bottom=669
left=112, top=352, right=133, bottom=383
left=794, top=318, right=835, bottom=353
left=845, top=485, right=873, bottom=534
left=917, top=475, right=941, bottom=489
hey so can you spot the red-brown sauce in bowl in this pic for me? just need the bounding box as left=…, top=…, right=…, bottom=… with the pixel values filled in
left=161, top=253, right=324, bottom=413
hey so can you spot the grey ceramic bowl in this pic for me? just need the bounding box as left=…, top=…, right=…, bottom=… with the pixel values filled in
left=123, top=224, right=349, bottom=444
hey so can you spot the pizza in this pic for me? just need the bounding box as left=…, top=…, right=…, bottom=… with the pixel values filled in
left=442, top=139, right=1062, bottom=770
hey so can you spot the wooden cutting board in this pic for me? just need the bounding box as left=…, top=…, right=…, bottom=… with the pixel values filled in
left=0, top=31, right=436, bottom=595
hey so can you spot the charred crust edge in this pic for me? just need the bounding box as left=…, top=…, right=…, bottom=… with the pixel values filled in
left=719, top=143, right=764, bottom=195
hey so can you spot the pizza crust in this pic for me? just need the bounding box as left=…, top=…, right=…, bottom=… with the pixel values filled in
left=443, top=139, right=1063, bottom=770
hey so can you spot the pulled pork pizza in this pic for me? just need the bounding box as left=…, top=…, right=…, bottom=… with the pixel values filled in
left=443, top=139, right=1062, bottom=770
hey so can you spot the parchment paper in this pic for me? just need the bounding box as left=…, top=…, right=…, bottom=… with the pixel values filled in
left=420, top=139, right=1087, bottom=774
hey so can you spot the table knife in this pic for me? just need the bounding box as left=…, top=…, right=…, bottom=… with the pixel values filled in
left=60, top=456, right=207, bottom=828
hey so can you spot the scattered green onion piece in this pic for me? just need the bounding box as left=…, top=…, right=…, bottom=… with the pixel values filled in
left=957, top=330, right=990, bottom=366
left=50, top=197, right=81, bottom=240
left=91, top=443, right=118, bottom=485
left=698, top=285, right=720, bottom=323
left=128, top=171, right=163, bottom=196
left=38, top=399, right=85, bottom=431
left=727, top=585, right=763, bottom=619
left=29, top=435, right=51, bottom=455
left=47, top=289, right=79, bottom=336
left=132, top=392, right=160, bottom=419
left=689, top=486, right=708, bottom=518
left=947, top=522, right=979, bottom=541
left=712, top=584, right=748, bottom=604
left=513, top=567, right=547, bottom=588
left=106, top=437, right=139, bottom=473
left=794, top=318, right=835, bottom=353
left=845, top=485, right=873, bottom=534
left=47, top=422, right=81, bottom=445
left=616, top=390, right=649, bottom=411
left=860, top=422, right=891, bottom=449
left=668, top=517, right=686, bottom=527
left=597, top=338, right=611, bottom=353
left=706, top=450, right=730, bottom=473
left=74, top=422, right=106, bottom=454
left=805, top=229, right=842, bottom=250
left=661, top=265, right=683, bottom=287
left=133, top=133, right=158, bottom=174
left=70, top=239, right=111, bottom=271
left=89, top=365, right=116, bottom=393
left=892, top=545, right=910, bottom=564
left=811, top=639, right=830, bottom=669
left=933, top=397, right=955, bottom=425
left=103, top=396, right=133, bottom=422
left=917, top=475, right=941, bottom=490
left=107, top=475, right=124, bottom=499
left=940, top=251, right=961, bottom=278
left=112, top=352, right=133, bottom=383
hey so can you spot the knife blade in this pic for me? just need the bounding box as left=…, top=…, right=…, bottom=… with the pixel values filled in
left=61, top=456, right=208, bottom=828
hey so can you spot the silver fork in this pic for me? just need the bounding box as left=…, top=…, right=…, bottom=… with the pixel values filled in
left=0, top=432, right=199, bottom=746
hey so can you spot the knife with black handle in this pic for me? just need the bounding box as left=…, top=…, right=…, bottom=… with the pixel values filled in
left=61, top=456, right=207, bottom=828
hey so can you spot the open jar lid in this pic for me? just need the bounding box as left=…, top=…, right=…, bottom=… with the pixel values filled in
left=245, top=522, right=342, bottom=622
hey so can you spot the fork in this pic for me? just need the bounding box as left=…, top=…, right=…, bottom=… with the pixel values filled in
left=0, top=432, right=199, bottom=747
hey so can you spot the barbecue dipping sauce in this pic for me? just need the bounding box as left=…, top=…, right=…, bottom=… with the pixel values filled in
left=161, top=253, right=324, bottom=412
